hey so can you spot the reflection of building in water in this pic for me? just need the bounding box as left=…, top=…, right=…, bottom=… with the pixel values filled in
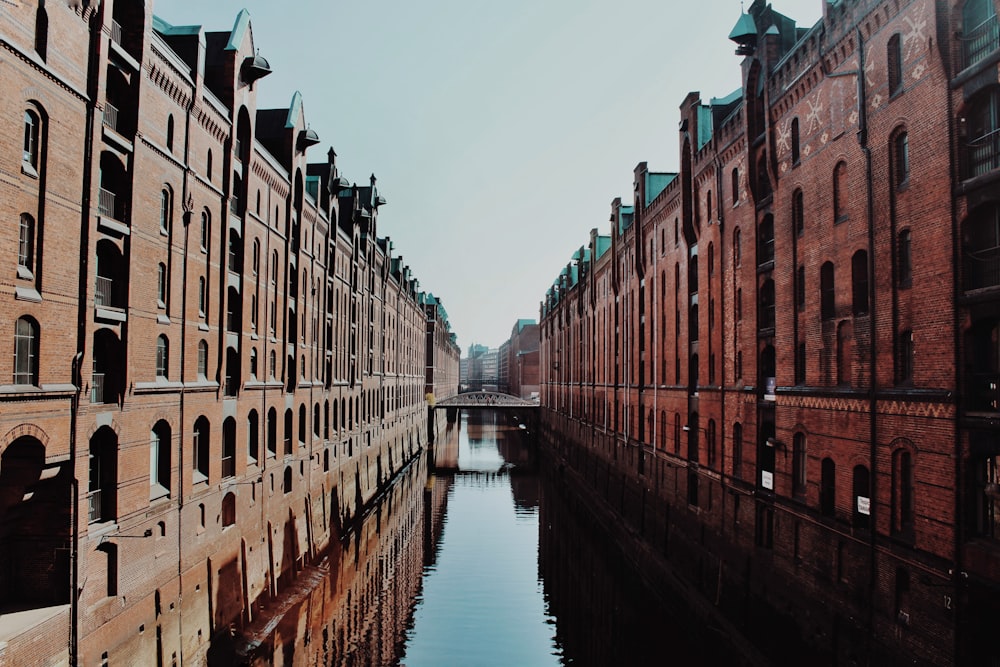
left=233, top=456, right=431, bottom=666
left=539, top=466, right=729, bottom=666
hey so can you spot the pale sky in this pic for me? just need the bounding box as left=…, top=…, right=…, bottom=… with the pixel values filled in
left=157, top=0, right=822, bottom=350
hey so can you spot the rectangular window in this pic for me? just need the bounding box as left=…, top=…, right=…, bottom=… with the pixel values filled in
left=18, top=214, right=34, bottom=274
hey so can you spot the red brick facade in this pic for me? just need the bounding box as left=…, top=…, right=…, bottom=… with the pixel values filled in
left=0, top=2, right=457, bottom=664
left=540, top=0, right=1000, bottom=663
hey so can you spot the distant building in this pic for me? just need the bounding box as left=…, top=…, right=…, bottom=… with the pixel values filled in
left=503, top=319, right=540, bottom=400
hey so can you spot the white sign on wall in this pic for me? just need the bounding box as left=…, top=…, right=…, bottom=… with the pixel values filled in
left=857, top=496, right=871, bottom=516
left=762, top=470, right=774, bottom=490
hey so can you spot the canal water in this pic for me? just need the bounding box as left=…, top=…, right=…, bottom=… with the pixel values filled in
left=230, top=410, right=733, bottom=666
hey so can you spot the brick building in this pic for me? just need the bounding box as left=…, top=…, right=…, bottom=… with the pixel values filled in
left=0, top=2, right=457, bottom=665
left=502, top=319, right=540, bottom=400
left=539, top=0, right=1000, bottom=663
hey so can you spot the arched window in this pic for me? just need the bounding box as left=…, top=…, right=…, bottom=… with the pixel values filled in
left=833, top=161, right=848, bottom=222
left=791, top=117, right=801, bottom=164
left=267, top=407, right=277, bottom=456
left=197, top=340, right=208, bottom=378
left=150, top=421, right=171, bottom=499
left=820, top=262, right=836, bottom=319
left=271, top=250, right=278, bottom=285
left=156, top=335, right=169, bottom=378
left=198, top=277, right=206, bottom=316
left=892, top=129, right=910, bottom=187
left=888, top=34, right=903, bottom=96
left=13, top=316, right=39, bottom=385
left=283, top=466, right=292, bottom=494
left=206, top=149, right=213, bottom=181
left=157, top=263, right=168, bottom=307
left=731, top=167, right=739, bottom=204
left=792, top=189, right=804, bottom=236
left=269, top=349, right=276, bottom=379
left=252, top=239, right=260, bottom=276
left=166, top=115, right=175, bottom=152
left=200, top=210, right=210, bottom=252
left=193, top=416, right=210, bottom=481
left=249, top=347, right=258, bottom=379
left=313, top=403, right=320, bottom=437
left=23, top=109, right=40, bottom=169
left=734, top=227, right=742, bottom=266
left=221, top=492, right=236, bottom=527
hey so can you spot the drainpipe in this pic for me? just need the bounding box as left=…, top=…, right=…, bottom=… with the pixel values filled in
left=944, top=27, right=963, bottom=661
left=69, top=352, right=83, bottom=666
left=71, top=6, right=104, bottom=660
left=855, top=26, right=880, bottom=651
left=715, top=155, right=726, bottom=537
left=175, top=93, right=195, bottom=665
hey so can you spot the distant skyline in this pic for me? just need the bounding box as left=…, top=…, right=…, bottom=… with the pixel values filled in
left=157, top=0, right=822, bottom=349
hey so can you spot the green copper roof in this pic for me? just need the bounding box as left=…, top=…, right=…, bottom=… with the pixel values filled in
left=226, top=9, right=251, bottom=51
left=697, top=104, right=714, bottom=150
left=595, top=235, right=611, bottom=259
left=285, top=91, right=303, bottom=129
left=618, top=206, right=635, bottom=234
left=645, top=173, right=676, bottom=207
left=710, top=88, right=742, bottom=107
left=728, top=12, right=757, bottom=41
left=516, top=319, right=536, bottom=332
left=152, top=16, right=204, bottom=38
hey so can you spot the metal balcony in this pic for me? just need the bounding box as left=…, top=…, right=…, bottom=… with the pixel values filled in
left=963, top=14, right=999, bottom=70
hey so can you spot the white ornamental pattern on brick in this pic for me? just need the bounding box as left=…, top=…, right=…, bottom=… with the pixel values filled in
left=805, top=93, right=824, bottom=133
left=903, top=7, right=928, bottom=59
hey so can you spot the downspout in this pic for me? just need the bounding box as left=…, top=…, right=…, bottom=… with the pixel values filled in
left=72, top=7, right=103, bottom=662
left=944, top=21, right=963, bottom=660
left=856, top=26, right=879, bottom=650
left=69, top=353, right=83, bottom=667
left=715, top=155, right=726, bottom=536
left=176, top=94, right=195, bottom=665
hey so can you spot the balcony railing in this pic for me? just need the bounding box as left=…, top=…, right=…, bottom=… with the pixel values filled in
left=102, top=103, right=119, bottom=133
left=95, top=275, right=113, bottom=307
left=962, top=14, right=1000, bottom=70
left=98, top=187, right=125, bottom=222
left=967, top=128, right=1000, bottom=178
left=87, top=489, right=103, bottom=523
left=967, top=372, right=1000, bottom=412
left=91, top=372, right=105, bottom=404
left=110, top=19, right=123, bottom=46
left=964, top=247, right=1000, bottom=291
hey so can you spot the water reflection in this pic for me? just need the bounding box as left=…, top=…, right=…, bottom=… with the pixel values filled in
left=223, top=410, right=722, bottom=666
